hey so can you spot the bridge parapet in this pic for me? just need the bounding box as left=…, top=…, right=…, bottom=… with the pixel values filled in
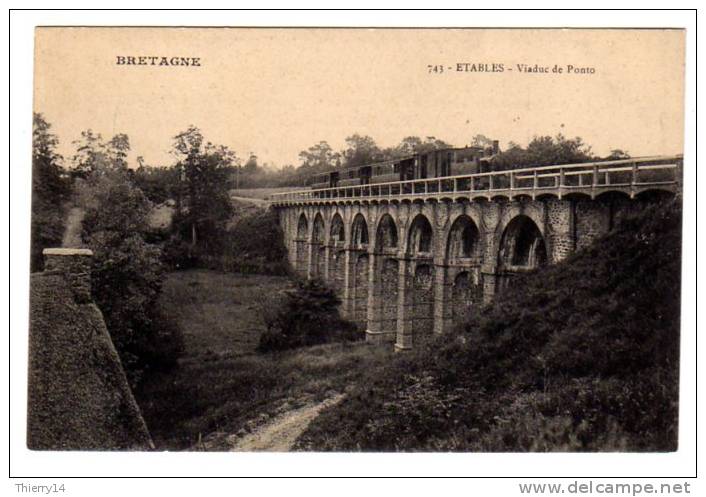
left=270, top=155, right=682, bottom=206
left=273, top=155, right=682, bottom=350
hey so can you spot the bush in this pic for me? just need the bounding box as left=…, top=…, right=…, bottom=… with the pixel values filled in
left=132, top=305, right=185, bottom=373
left=222, top=208, right=290, bottom=275
left=161, top=235, right=200, bottom=270
left=162, top=207, right=291, bottom=276
left=257, top=279, right=362, bottom=353
left=79, top=171, right=186, bottom=387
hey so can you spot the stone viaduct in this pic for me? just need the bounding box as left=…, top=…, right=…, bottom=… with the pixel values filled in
left=270, top=156, right=681, bottom=350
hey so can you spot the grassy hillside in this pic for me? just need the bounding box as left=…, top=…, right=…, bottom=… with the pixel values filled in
left=134, top=270, right=391, bottom=450
left=296, top=199, right=682, bottom=451
left=159, top=270, right=292, bottom=356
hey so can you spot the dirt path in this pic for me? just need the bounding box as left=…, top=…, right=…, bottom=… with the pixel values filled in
left=230, top=394, right=344, bottom=452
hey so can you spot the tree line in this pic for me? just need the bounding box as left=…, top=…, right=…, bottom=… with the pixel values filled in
left=209, top=133, right=629, bottom=189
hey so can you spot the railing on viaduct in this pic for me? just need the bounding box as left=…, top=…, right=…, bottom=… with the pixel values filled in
left=270, top=155, right=682, bottom=206
left=271, top=154, right=682, bottom=350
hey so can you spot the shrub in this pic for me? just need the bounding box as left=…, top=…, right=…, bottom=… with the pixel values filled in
left=161, top=235, right=200, bottom=270
left=222, top=208, right=290, bottom=275
left=79, top=171, right=185, bottom=386
left=132, top=305, right=185, bottom=373
left=162, top=207, right=291, bottom=276
left=257, top=279, right=362, bottom=353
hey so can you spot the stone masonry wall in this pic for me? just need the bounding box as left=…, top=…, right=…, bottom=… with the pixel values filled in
left=28, top=249, right=154, bottom=450
left=277, top=195, right=664, bottom=349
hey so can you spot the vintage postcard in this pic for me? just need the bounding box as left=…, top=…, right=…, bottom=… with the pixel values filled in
left=26, top=25, right=686, bottom=463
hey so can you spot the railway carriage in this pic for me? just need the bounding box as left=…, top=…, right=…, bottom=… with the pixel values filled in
left=307, top=142, right=499, bottom=190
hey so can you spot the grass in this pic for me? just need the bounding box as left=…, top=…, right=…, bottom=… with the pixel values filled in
left=134, top=269, right=392, bottom=450
left=158, top=270, right=291, bottom=356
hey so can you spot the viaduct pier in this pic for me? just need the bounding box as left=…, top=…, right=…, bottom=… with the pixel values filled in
left=270, top=156, right=682, bottom=350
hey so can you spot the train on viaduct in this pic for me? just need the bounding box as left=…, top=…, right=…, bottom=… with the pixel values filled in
left=270, top=151, right=682, bottom=350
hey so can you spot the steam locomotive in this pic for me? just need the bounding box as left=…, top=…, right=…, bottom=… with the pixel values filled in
left=306, top=142, right=499, bottom=190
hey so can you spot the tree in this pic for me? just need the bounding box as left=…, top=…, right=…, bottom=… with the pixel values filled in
left=383, top=136, right=454, bottom=159
left=390, top=136, right=424, bottom=157
left=31, top=113, right=71, bottom=271
left=471, top=134, right=495, bottom=149
left=79, top=166, right=183, bottom=386
left=298, top=141, right=340, bottom=172
left=342, top=134, right=382, bottom=167
left=171, top=126, right=236, bottom=252
left=242, top=153, right=259, bottom=174
left=108, top=133, right=131, bottom=168
left=133, top=163, right=180, bottom=205
left=606, top=149, right=631, bottom=160
left=234, top=153, right=260, bottom=189
left=71, top=129, right=131, bottom=177
left=492, top=134, right=594, bottom=170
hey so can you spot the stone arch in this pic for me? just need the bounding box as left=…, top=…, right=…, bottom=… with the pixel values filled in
left=312, top=213, right=326, bottom=278
left=596, top=191, right=634, bottom=231
left=412, top=263, right=435, bottom=337
left=446, top=215, right=481, bottom=262
left=328, top=248, right=345, bottom=294
left=375, top=214, right=398, bottom=253
left=596, top=190, right=631, bottom=202
left=330, top=213, right=345, bottom=245
left=312, top=212, right=325, bottom=242
left=295, top=213, right=309, bottom=275
left=380, top=258, right=399, bottom=333
left=407, top=214, right=433, bottom=256
left=296, top=212, right=308, bottom=238
left=353, top=253, right=369, bottom=325
left=498, top=215, right=547, bottom=271
left=451, top=271, right=481, bottom=327
left=351, top=213, right=369, bottom=248
left=328, top=213, right=346, bottom=289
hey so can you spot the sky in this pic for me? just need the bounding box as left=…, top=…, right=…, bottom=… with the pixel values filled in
left=33, top=28, right=685, bottom=169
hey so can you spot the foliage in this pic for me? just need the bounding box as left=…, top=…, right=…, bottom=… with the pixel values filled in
left=470, top=134, right=495, bottom=149
left=605, top=149, right=631, bottom=160
left=341, top=134, right=383, bottom=167
left=176, top=207, right=291, bottom=275
left=257, top=279, right=362, bottom=353
left=171, top=126, right=236, bottom=254
left=221, top=208, right=289, bottom=275
left=132, top=164, right=181, bottom=204
left=31, top=113, right=71, bottom=271
left=161, top=235, right=200, bottom=270
left=298, top=141, right=341, bottom=173
left=492, top=134, right=593, bottom=170
left=231, top=134, right=459, bottom=187
left=71, top=129, right=131, bottom=178
left=76, top=143, right=184, bottom=386
left=383, top=136, right=454, bottom=159
left=297, top=199, right=681, bottom=451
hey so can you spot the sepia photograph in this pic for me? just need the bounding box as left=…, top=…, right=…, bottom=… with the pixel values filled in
left=9, top=11, right=698, bottom=487
left=27, top=25, right=686, bottom=453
